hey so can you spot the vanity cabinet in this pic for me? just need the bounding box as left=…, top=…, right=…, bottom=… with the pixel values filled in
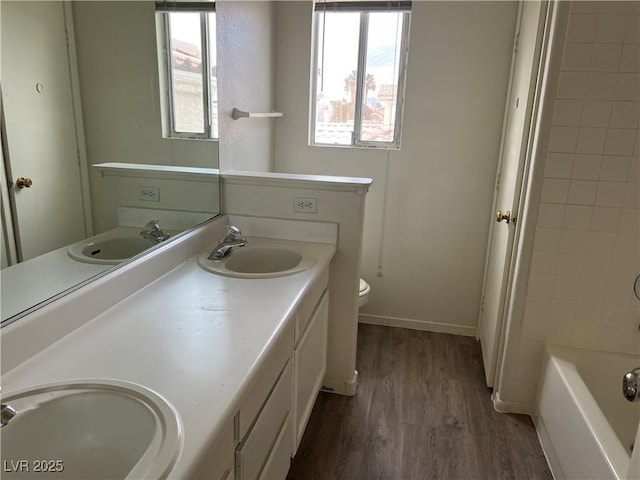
left=292, top=269, right=329, bottom=453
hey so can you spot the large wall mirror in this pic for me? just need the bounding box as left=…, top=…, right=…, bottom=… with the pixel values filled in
left=1, top=1, right=220, bottom=325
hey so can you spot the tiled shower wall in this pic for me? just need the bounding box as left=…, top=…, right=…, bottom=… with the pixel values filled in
left=514, top=1, right=639, bottom=408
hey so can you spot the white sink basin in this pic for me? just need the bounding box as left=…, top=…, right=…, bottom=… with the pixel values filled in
left=198, top=240, right=315, bottom=278
left=1, top=380, right=182, bottom=479
left=68, top=228, right=158, bottom=265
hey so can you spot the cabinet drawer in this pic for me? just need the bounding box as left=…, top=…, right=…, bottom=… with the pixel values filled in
left=236, top=359, right=292, bottom=480
left=296, top=267, right=328, bottom=343
left=237, top=321, right=294, bottom=440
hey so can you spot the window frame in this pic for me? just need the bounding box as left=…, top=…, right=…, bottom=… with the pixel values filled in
left=156, top=9, right=217, bottom=140
left=310, top=3, right=411, bottom=149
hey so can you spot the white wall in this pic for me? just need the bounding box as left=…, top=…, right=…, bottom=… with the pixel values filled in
left=222, top=172, right=371, bottom=394
left=217, top=1, right=276, bottom=172
left=273, top=1, right=518, bottom=334
left=501, top=1, right=640, bottom=410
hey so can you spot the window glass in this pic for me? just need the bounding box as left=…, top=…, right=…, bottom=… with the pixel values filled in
left=314, top=11, right=360, bottom=145
left=360, top=11, right=405, bottom=143
left=168, top=12, right=205, bottom=134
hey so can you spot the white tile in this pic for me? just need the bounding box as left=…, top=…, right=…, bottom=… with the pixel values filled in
left=533, top=227, right=562, bottom=252
left=556, top=253, right=584, bottom=277
left=559, top=228, right=589, bottom=254
left=620, top=332, right=640, bottom=355
left=549, top=298, right=577, bottom=321
left=541, top=178, right=570, bottom=203
left=595, top=14, right=628, bottom=43
left=576, top=277, right=607, bottom=304
left=586, top=72, right=618, bottom=100
left=564, top=204, right=594, bottom=229
left=522, top=318, right=549, bottom=342
left=600, top=155, right=631, bottom=181
left=577, top=127, right=608, bottom=154
left=563, top=43, right=594, bottom=71
left=614, top=73, right=640, bottom=101
left=596, top=327, right=625, bottom=350
left=545, top=153, right=574, bottom=178
left=628, top=156, right=639, bottom=181
left=580, top=101, right=613, bottom=127
left=595, top=180, right=626, bottom=206
left=618, top=208, right=640, bottom=233
left=553, top=100, right=584, bottom=126
left=630, top=4, right=640, bottom=15
left=605, top=281, right=634, bottom=305
left=549, top=126, right=579, bottom=152
left=567, top=14, right=598, bottom=43
left=571, top=2, right=600, bottom=15
left=590, top=206, right=621, bottom=231
left=620, top=44, right=640, bottom=72
left=586, top=230, right=617, bottom=255
left=525, top=295, right=551, bottom=320
left=582, top=255, right=611, bottom=279
left=624, top=15, right=640, bottom=43
left=598, top=2, right=629, bottom=14
left=609, top=254, right=640, bottom=281
left=528, top=274, right=554, bottom=298
left=537, top=203, right=566, bottom=228
left=569, top=324, right=599, bottom=348
left=518, top=340, right=545, bottom=365
left=609, top=101, right=640, bottom=128
left=604, top=129, right=637, bottom=155
left=530, top=251, right=558, bottom=275
left=559, top=72, right=589, bottom=99
left=614, top=232, right=640, bottom=258
left=623, top=181, right=640, bottom=207
left=568, top=179, right=598, bottom=204
left=590, top=44, right=622, bottom=72
left=600, top=304, right=630, bottom=329
left=572, top=154, right=603, bottom=180
left=574, top=301, right=604, bottom=325
left=547, top=322, right=573, bottom=343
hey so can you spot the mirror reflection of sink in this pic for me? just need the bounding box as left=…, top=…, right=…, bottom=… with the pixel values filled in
left=198, top=241, right=316, bottom=278
left=1, top=380, right=182, bottom=479
left=68, top=228, right=158, bottom=265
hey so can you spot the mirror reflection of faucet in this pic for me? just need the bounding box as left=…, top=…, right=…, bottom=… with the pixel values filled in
left=623, top=367, right=640, bottom=403
left=208, top=225, right=247, bottom=260
left=140, top=220, right=171, bottom=244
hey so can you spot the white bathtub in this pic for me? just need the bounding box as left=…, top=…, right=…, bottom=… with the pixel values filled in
left=534, top=345, right=640, bottom=480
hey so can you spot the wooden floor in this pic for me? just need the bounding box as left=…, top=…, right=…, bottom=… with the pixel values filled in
left=287, top=324, right=552, bottom=480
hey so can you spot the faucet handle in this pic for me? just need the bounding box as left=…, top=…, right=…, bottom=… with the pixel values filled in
left=144, top=220, right=161, bottom=232
left=227, top=225, right=241, bottom=236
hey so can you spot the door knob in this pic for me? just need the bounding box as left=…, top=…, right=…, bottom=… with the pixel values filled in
left=496, top=210, right=511, bottom=224
left=15, top=177, right=33, bottom=189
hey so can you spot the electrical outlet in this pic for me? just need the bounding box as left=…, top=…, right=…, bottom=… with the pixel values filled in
left=138, top=186, right=160, bottom=202
left=293, top=197, right=317, bottom=213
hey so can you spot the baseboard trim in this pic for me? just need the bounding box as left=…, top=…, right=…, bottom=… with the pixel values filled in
left=491, top=391, right=533, bottom=415
left=321, top=370, right=358, bottom=396
left=533, top=412, right=563, bottom=480
left=358, top=314, right=476, bottom=337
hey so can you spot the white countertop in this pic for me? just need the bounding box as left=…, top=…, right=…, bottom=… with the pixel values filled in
left=1, top=236, right=335, bottom=478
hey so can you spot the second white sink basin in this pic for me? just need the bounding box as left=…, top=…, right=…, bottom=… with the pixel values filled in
left=68, top=228, right=158, bottom=265
left=1, top=380, right=182, bottom=479
left=198, top=240, right=316, bottom=278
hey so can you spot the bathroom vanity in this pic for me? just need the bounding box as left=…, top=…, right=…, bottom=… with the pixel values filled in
left=0, top=214, right=337, bottom=479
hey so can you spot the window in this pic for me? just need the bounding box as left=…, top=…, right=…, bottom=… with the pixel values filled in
left=311, top=1, right=411, bottom=148
left=156, top=2, right=217, bottom=139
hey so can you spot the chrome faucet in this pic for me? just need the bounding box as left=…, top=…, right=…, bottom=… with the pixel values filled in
left=1, top=388, right=17, bottom=427
left=140, top=220, right=171, bottom=244
left=623, top=367, right=640, bottom=402
left=208, top=225, right=247, bottom=260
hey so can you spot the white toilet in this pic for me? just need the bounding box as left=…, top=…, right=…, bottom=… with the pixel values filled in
left=358, top=278, right=370, bottom=308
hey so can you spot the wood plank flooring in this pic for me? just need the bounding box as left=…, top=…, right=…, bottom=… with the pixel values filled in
left=287, top=324, right=552, bottom=480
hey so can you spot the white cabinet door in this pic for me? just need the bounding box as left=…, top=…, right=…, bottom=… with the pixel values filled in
left=293, top=290, right=329, bottom=452
left=236, top=360, right=292, bottom=480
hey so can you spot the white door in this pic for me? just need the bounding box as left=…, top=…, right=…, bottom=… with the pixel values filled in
left=2, top=1, right=87, bottom=261
left=478, top=0, right=548, bottom=387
